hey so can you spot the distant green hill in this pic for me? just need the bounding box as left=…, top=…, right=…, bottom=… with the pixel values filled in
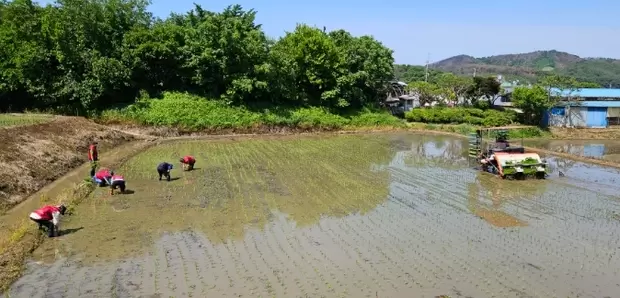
left=425, top=50, right=620, bottom=87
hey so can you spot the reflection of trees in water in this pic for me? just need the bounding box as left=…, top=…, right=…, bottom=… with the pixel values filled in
left=400, top=136, right=469, bottom=168
left=386, top=134, right=469, bottom=168
left=409, top=136, right=467, bottom=160
left=549, top=157, right=577, bottom=174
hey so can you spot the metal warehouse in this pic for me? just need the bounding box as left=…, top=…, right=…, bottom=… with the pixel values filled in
left=542, top=88, right=620, bottom=128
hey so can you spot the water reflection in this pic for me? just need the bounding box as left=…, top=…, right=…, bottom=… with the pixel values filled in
left=384, top=135, right=552, bottom=228
left=525, top=139, right=620, bottom=161
left=466, top=172, right=549, bottom=227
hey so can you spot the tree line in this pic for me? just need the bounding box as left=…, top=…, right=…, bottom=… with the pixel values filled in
left=0, top=0, right=395, bottom=115
left=395, top=65, right=601, bottom=108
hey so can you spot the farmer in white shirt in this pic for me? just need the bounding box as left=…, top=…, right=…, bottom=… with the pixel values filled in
left=29, top=204, right=66, bottom=237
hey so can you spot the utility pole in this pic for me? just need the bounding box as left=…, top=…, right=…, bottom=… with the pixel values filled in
left=473, top=68, right=477, bottom=77
left=424, top=53, right=430, bottom=82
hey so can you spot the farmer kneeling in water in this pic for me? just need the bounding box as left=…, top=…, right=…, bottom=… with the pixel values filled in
left=29, top=204, right=67, bottom=237
left=179, top=155, right=196, bottom=171
left=157, top=162, right=173, bottom=181
left=93, top=168, right=112, bottom=187
left=109, top=172, right=126, bottom=195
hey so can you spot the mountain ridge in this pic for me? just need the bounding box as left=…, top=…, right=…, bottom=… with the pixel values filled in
left=426, top=50, right=620, bottom=87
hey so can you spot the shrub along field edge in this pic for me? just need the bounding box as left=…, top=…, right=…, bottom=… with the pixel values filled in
left=95, top=92, right=406, bottom=131
left=95, top=92, right=547, bottom=138
left=405, top=122, right=550, bottom=139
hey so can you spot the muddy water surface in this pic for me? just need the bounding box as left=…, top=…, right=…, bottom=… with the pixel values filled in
left=7, top=133, right=620, bottom=298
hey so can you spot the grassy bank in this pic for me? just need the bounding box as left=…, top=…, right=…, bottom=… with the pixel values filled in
left=96, top=92, right=554, bottom=140
left=0, top=113, right=54, bottom=127
left=97, top=92, right=406, bottom=131
left=405, top=107, right=518, bottom=127
left=406, top=122, right=550, bottom=139
left=0, top=181, right=94, bottom=291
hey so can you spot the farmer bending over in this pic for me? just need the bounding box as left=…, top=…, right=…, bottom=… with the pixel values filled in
left=29, top=204, right=67, bottom=237
left=109, top=172, right=126, bottom=195
left=94, top=168, right=112, bottom=187
left=179, top=155, right=196, bottom=171
left=157, top=162, right=173, bottom=181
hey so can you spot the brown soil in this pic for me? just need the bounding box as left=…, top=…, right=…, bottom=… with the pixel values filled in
left=0, top=117, right=135, bottom=212
left=549, top=127, right=620, bottom=140
left=102, top=123, right=407, bottom=138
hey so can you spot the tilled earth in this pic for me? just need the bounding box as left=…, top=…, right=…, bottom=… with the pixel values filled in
left=7, top=134, right=620, bottom=298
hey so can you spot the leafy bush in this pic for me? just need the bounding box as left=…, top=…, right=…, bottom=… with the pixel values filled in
left=405, top=107, right=517, bottom=127
left=98, top=92, right=404, bottom=130
left=138, top=92, right=262, bottom=129
left=348, top=109, right=405, bottom=127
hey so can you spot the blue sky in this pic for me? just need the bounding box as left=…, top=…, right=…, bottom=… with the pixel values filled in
left=39, top=0, right=620, bottom=65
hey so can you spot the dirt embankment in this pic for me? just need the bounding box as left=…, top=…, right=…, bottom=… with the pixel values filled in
left=549, top=127, right=620, bottom=140
left=0, top=117, right=135, bottom=211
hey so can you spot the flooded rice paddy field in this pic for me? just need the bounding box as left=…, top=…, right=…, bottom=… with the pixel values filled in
left=7, top=133, right=620, bottom=298
left=525, top=139, right=620, bottom=162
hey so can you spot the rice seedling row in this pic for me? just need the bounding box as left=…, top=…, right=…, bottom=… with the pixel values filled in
left=252, top=142, right=319, bottom=296
left=259, top=141, right=327, bottom=294
left=378, top=200, right=529, bottom=297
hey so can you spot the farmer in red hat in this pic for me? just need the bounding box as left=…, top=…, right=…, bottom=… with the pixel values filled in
left=179, top=155, right=196, bottom=171
left=29, top=204, right=67, bottom=237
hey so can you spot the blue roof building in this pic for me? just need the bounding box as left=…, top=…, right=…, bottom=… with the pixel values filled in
left=542, top=88, right=620, bottom=128
left=549, top=88, right=620, bottom=99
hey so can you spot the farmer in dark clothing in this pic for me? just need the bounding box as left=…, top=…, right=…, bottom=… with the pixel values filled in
left=179, top=155, right=196, bottom=171
left=157, top=162, right=173, bottom=181
left=88, top=141, right=99, bottom=177
left=29, top=204, right=67, bottom=237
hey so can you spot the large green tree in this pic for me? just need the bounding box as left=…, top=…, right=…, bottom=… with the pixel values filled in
left=511, top=85, right=551, bottom=125
left=467, top=76, right=501, bottom=107
left=435, top=73, right=473, bottom=103
left=0, top=1, right=395, bottom=114
left=270, top=25, right=394, bottom=109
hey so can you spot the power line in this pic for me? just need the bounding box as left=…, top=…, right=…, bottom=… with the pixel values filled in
left=425, top=53, right=430, bottom=82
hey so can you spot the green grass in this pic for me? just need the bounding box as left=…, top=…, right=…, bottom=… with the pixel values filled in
left=406, top=122, right=549, bottom=139
left=97, top=92, right=406, bottom=130
left=404, top=107, right=518, bottom=127
left=0, top=113, right=54, bottom=127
